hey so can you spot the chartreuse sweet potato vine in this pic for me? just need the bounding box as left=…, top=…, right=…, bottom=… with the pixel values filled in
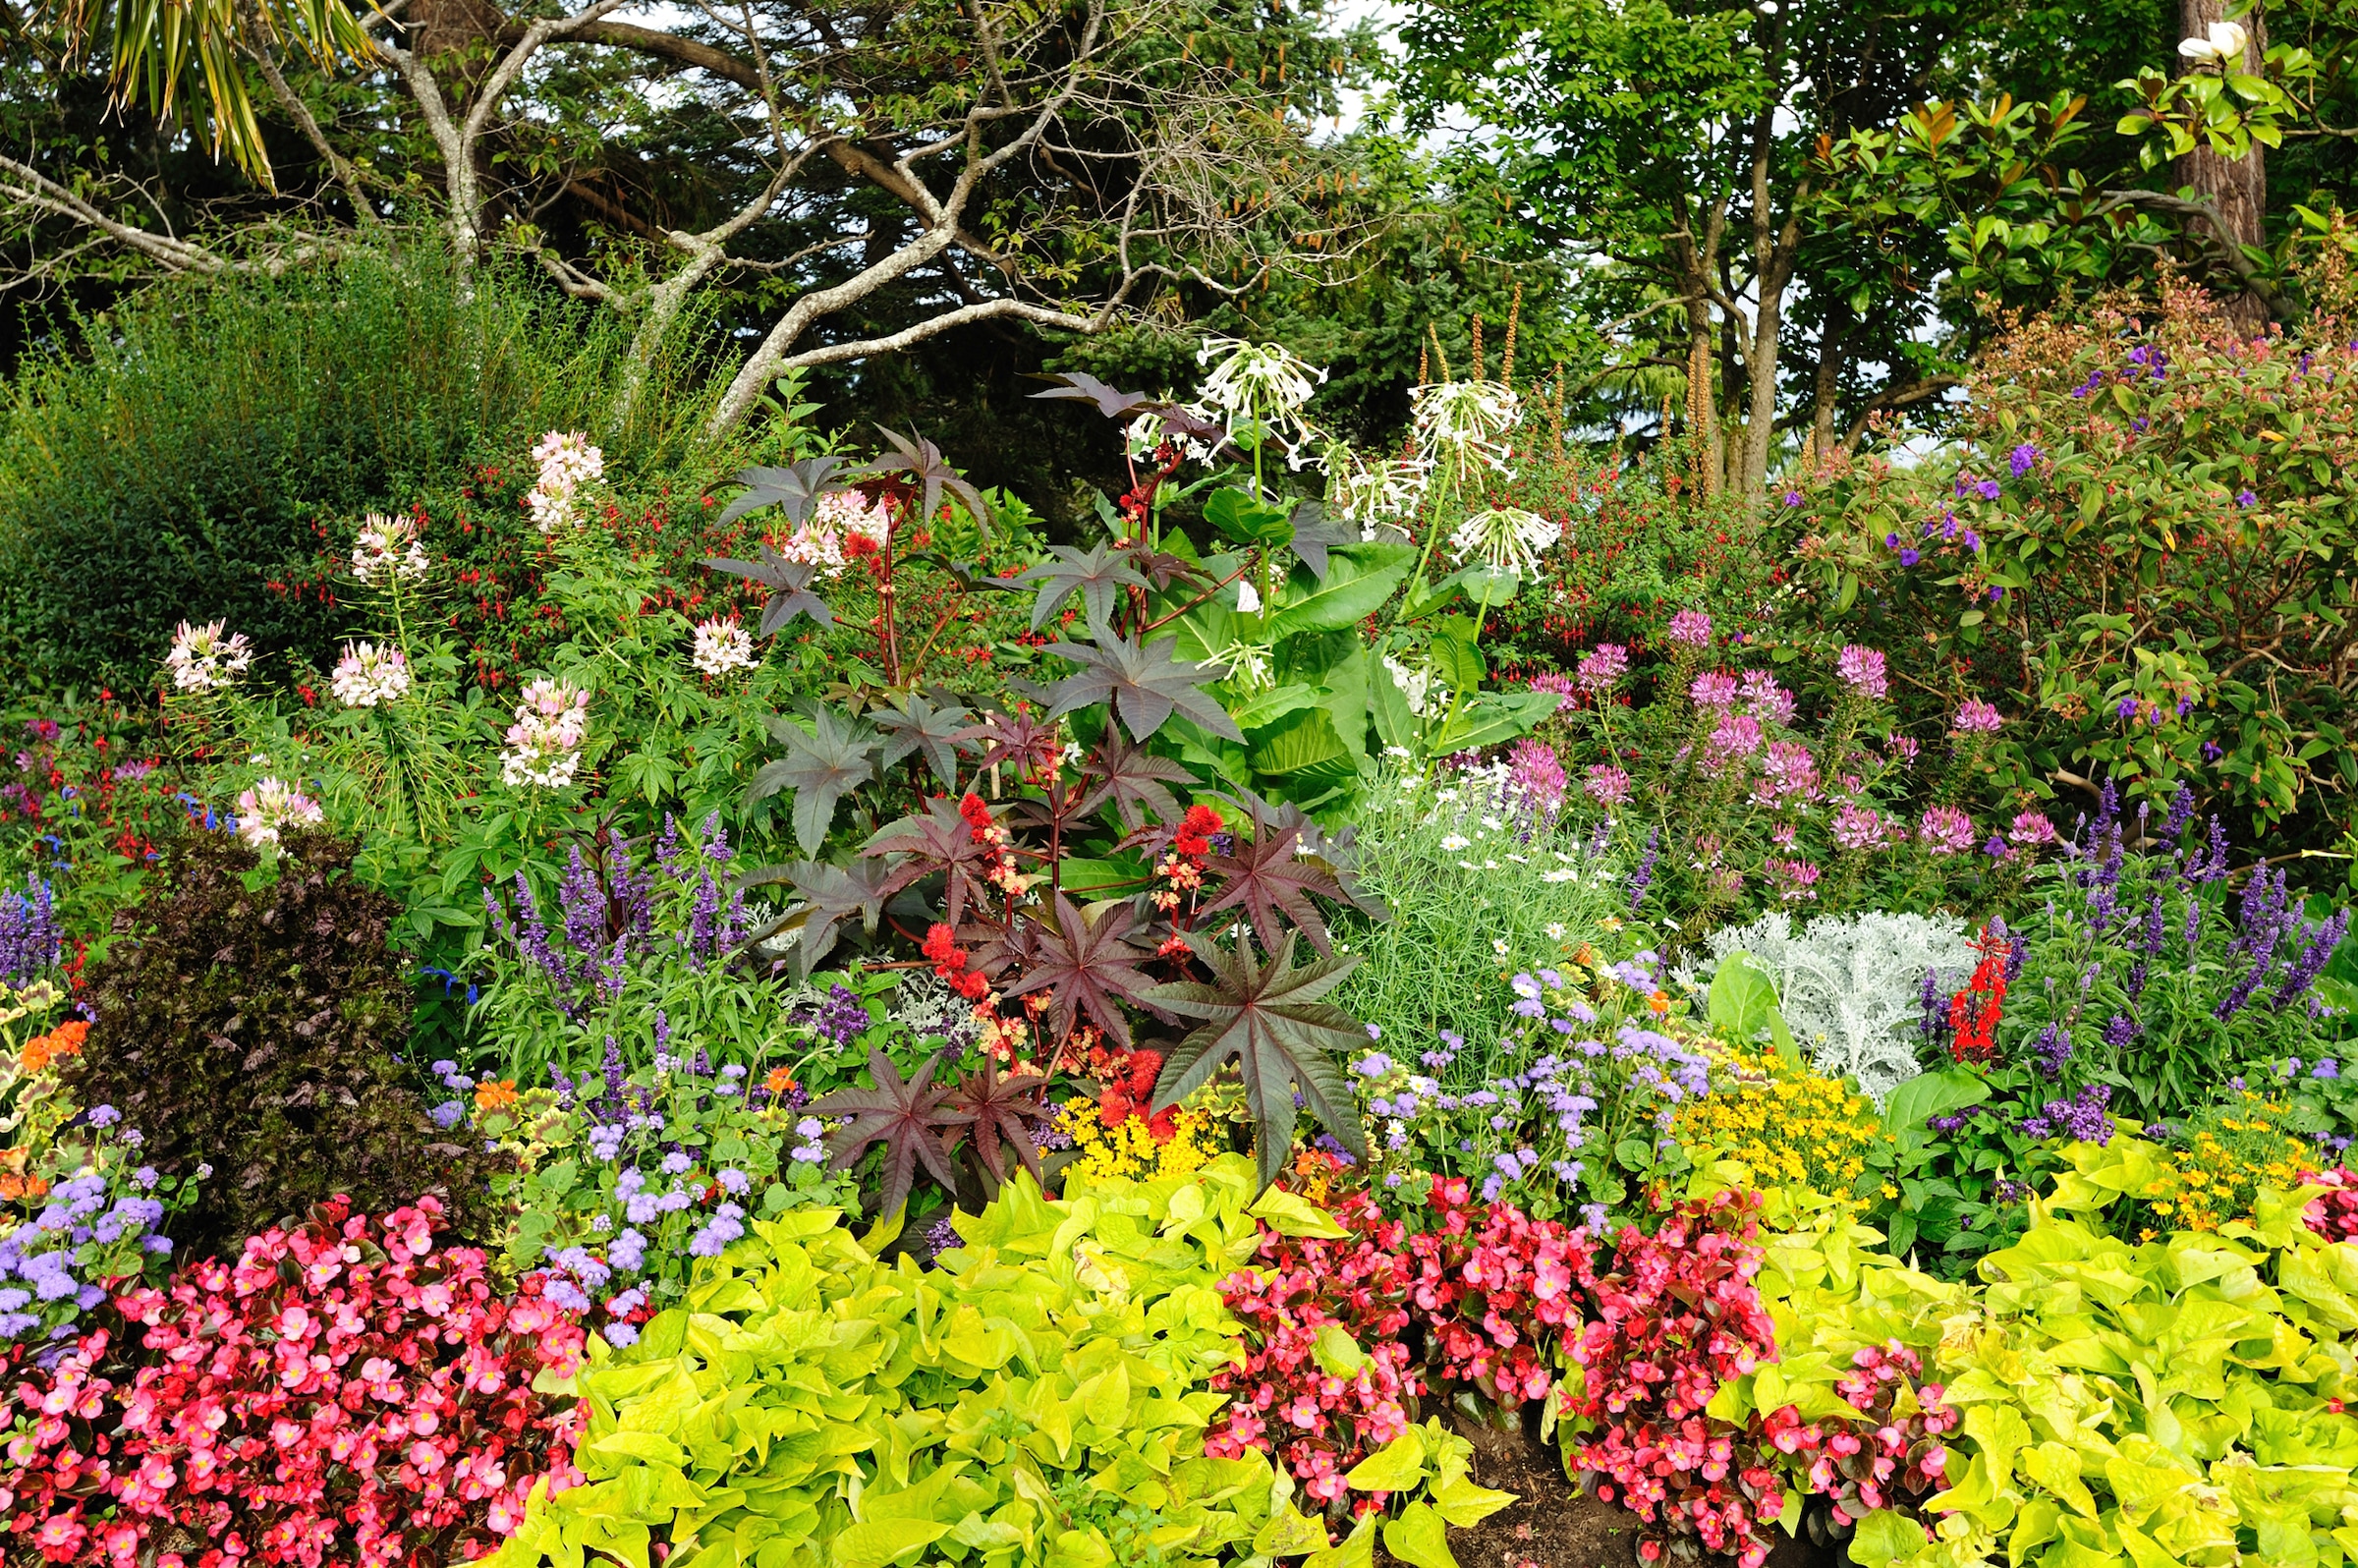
left=1697, top=1140, right=2358, bottom=1568
left=489, top=1155, right=1512, bottom=1568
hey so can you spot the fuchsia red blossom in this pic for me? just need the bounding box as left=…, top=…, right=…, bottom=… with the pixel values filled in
left=0, top=1197, right=587, bottom=1567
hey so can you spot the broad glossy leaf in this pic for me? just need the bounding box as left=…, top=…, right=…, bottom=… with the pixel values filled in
left=750, top=707, right=879, bottom=855
left=1268, top=552, right=1411, bottom=638
left=1204, top=487, right=1295, bottom=547
left=1227, top=683, right=1323, bottom=732
left=1248, top=710, right=1355, bottom=782
left=1430, top=690, right=1558, bottom=755
left=1147, top=930, right=1369, bottom=1188
left=1043, top=633, right=1245, bottom=745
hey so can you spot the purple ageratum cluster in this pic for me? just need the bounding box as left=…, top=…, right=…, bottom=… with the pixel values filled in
left=0, top=1156, right=171, bottom=1344
left=1835, top=645, right=1887, bottom=700
left=792, top=983, right=871, bottom=1051
left=0, top=876, right=59, bottom=986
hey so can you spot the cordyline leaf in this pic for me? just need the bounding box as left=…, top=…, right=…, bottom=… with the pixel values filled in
left=1200, top=792, right=1356, bottom=956
left=750, top=707, right=879, bottom=855
left=1043, top=633, right=1245, bottom=745
left=1028, top=371, right=1157, bottom=420
left=1288, top=500, right=1359, bottom=582
left=1001, top=894, right=1158, bottom=1050
left=1078, top=729, right=1197, bottom=831
left=1016, top=542, right=1151, bottom=633
left=701, top=545, right=836, bottom=637
left=734, top=859, right=893, bottom=979
left=945, top=1062, right=1054, bottom=1189
left=862, top=795, right=998, bottom=927
left=856, top=426, right=989, bottom=535
left=807, top=1048, right=974, bottom=1221
left=875, top=692, right=972, bottom=791
left=717, top=456, right=850, bottom=528
left=1147, top=930, right=1369, bottom=1190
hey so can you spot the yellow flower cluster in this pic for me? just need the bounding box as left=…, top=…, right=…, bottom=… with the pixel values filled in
left=1673, top=1049, right=1882, bottom=1204
left=1061, top=1098, right=1221, bottom=1184
left=2136, top=1092, right=2317, bottom=1237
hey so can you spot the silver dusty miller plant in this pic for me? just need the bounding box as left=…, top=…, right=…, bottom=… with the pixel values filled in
left=1680, top=911, right=1975, bottom=1103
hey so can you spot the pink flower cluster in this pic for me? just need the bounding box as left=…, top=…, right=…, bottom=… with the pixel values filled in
left=0, top=1198, right=587, bottom=1567
left=2304, top=1167, right=2358, bottom=1243
left=1805, top=1342, right=1956, bottom=1531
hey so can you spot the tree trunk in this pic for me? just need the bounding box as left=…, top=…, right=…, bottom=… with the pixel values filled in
left=2179, top=0, right=2270, bottom=330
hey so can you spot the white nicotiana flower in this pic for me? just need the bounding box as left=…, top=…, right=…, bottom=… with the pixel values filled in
left=1449, top=506, right=1559, bottom=579
left=235, top=777, right=323, bottom=848
left=1234, top=577, right=1262, bottom=615
left=1211, top=640, right=1274, bottom=690
left=1413, top=379, right=1521, bottom=485
left=1325, top=448, right=1432, bottom=537
left=1197, top=338, right=1324, bottom=428
left=352, top=513, right=430, bottom=584
left=526, top=430, right=605, bottom=535
left=1380, top=654, right=1444, bottom=718
left=501, top=678, right=590, bottom=789
left=690, top=617, right=757, bottom=678
left=2178, top=20, right=2248, bottom=62
left=1126, top=406, right=1222, bottom=465
left=163, top=620, right=255, bottom=693
left=330, top=642, right=411, bottom=707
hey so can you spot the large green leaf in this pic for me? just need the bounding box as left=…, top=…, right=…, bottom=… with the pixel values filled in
left=1319, top=646, right=1372, bottom=770
left=1344, top=1432, right=1429, bottom=1492
left=1380, top=1504, right=1458, bottom=1568
left=1708, top=951, right=1799, bottom=1065
left=1228, top=683, right=1324, bottom=732
left=1884, top=1066, right=1993, bottom=1154
left=1268, top=551, right=1411, bottom=638
left=1428, top=617, right=1485, bottom=691
left=1429, top=690, right=1556, bottom=755
left=1250, top=710, right=1355, bottom=779
left=749, top=706, right=880, bottom=855
left=1205, top=487, right=1296, bottom=546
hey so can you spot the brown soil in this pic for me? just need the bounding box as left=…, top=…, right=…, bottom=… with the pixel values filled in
left=1374, top=1421, right=1844, bottom=1568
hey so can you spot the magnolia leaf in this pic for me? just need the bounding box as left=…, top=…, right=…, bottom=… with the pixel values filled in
left=1147, top=930, right=1369, bottom=1189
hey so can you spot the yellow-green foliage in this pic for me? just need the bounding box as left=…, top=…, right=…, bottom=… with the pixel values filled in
left=1695, top=1143, right=2358, bottom=1568
left=491, top=1156, right=1368, bottom=1568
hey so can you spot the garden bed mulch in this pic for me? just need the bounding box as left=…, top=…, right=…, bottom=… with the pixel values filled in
left=1385, top=1421, right=1841, bottom=1568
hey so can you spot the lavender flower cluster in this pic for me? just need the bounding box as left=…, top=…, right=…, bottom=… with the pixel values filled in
left=0, top=875, right=59, bottom=986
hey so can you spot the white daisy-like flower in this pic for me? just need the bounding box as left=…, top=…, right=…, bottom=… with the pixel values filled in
left=330, top=642, right=411, bottom=707
left=1413, top=379, right=1521, bottom=485
left=1542, top=868, right=1579, bottom=883
left=1545, top=923, right=1567, bottom=941
left=690, top=617, right=757, bottom=678
left=1439, top=833, right=1471, bottom=852
left=501, top=679, right=591, bottom=788
left=352, top=514, right=430, bottom=584
left=1448, top=506, right=1559, bottom=578
left=163, top=620, right=255, bottom=693
left=235, top=777, right=323, bottom=848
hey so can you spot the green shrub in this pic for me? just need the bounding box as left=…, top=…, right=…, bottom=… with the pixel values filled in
left=0, top=242, right=724, bottom=693
left=57, top=827, right=500, bottom=1260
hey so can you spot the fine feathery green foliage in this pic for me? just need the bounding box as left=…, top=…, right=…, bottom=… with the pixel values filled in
left=56, top=828, right=501, bottom=1260
left=0, top=242, right=727, bottom=693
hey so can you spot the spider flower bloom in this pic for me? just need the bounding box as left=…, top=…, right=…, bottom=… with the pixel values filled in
left=815, top=489, right=891, bottom=552
left=526, top=430, right=604, bottom=534
left=162, top=620, right=254, bottom=693
left=1703, top=713, right=1764, bottom=773
left=1951, top=700, right=2004, bottom=734
left=330, top=642, right=411, bottom=707
left=690, top=617, right=757, bottom=678
left=1666, top=609, right=1712, bottom=647
left=502, top=680, right=591, bottom=789
left=1918, top=805, right=1977, bottom=855
left=1413, top=379, right=1521, bottom=484
left=1507, top=738, right=1568, bottom=814
left=1690, top=672, right=1740, bottom=709
left=1577, top=643, right=1629, bottom=694
left=1739, top=671, right=1795, bottom=726
left=1830, top=801, right=1890, bottom=851
left=2006, top=811, right=2059, bottom=849
left=1584, top=763, right=1632, bottom=808
left=1835, top=644, right=1887, bottom=700
left=352, top=513, right=429, bottom=584
left=235, top=777, right=323, bottom=848
left=1448, top=506, right=1557, bottom=578
left=1751, top=741, right=1821, bottom=809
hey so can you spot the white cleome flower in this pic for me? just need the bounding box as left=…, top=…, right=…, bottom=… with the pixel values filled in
left=690, top=617, right=757, bottom=677
left=1448, top=506, right=1559, bottom=578
left=330, top=642, right=412, bottom=707
left=163, top=620, right=255, bottom=693
left=235, top=777, right=323, bottom=848
left=501, top=679, right=590, bottom=788
left=351, top=513, right=429, bottom=584
left=2178, top=20, right=2249, bottom=62
left=526, top=430, right=605, bottom=535
left=1413, top=379, right=1521, bottom=486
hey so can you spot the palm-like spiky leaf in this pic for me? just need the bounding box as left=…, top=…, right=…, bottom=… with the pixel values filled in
left=1147, top=931, right=1369, bottom=1189
left=874, top=692, right=972, bottom=791
left=1028, top=371, right=1157, bottom=419
left=862, top=795, right=1000, bottom=927
left=717, top=456, right=850, bottom=528
left=807, top=1049, right=973, bottom=1220
left=1077, top=730, right=1196, bottom=831
left=1199, top=792, right=1361, bottom=956
left=702, top=545, right=837, bottom=637
left=945, top=1062, right=1055, bottom=1189
left=734, top=859, right=894, bottom=979
left=1015, top=543, right=1151, bottom=632
left=1001, top=895, right=1158, bottom=1049
left=856, top=427, right=990, bottom=535
left=1043, top=633, right=1244, bottom=745
left=749, top=706, right=879, bottom=854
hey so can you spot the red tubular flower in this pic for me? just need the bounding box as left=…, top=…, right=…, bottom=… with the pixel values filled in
left=1947, top=923, right=2011, bottom=1064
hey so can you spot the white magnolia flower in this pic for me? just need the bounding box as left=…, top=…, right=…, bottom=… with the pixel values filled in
left=330, top=641, right=411, bottom=707
left=690, top=617, right=757, bottom=678
left=501, top=679, right=591, bottom=788
left=1448, top=506, right=1559, bottom=578
left=1413, top=379, right=1521, bottom=485
left=526, top=430, right=605, bottom=535
left=352, top=513, right=430, bottom=584
left=163, top=620, right=255, bottom=693
left=2178, top=20, right=2249, bottom=62
left=235, top=776, right=323, bottom=848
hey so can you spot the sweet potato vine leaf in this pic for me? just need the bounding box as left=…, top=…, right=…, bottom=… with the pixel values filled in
left=1015, top=542, right=1151, bottom=632
left=945, top=1061, right=1055, bottom=1190
left=716, top=455, right=850, bottom=527
left=1043, top=632, right=1245, bottom=745
left=701, top=546, right=837, bottom=637
left=806, top=1048, right=974, bottom=1221
left=874, top=692, right=972, bottom=791
left=1001, top=894, right=1159, bottom=1050
left=1147, top=930, right=1369, bottom=1190
left=862, top=795, right=1000, bottom=927
left=749, top=706, right=879, bottom=855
